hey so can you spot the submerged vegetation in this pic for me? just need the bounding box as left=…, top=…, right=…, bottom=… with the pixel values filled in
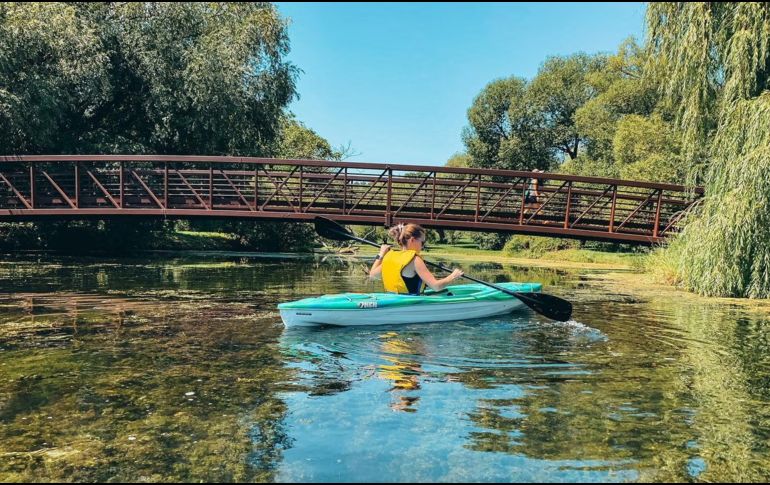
left=3, top=255, right=770, bottom=481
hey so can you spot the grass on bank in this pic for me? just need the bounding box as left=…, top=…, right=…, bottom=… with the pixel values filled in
left=350, top=239, right=645, bottom=270
left=159, top=231, right=240, bottom=250
left=154, top=230, right=646, bottom=271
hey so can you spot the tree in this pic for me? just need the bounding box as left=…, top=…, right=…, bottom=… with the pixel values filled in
left=1, top=3, right=297, bottom=155
left=445, top=152, right=471, bottom=169
left=573, top=39, right=659, bottom=164
left=274, top=117, right=341, bottom=160
left=462, top=77, right=553, bottom=171
left=647, top=2, right=770, bottom=298
left=0, top=3, right=108, bottom=153
left=612, top=114, right=683, bottom=183
left=463, top=53, right=608, bottom=172
left=528, top=53, right=607, bottom=161
left=0, top=3, right=305, bottom=252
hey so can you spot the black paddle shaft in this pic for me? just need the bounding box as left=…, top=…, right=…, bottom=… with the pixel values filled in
left=313, top=217, right=573, bottom=322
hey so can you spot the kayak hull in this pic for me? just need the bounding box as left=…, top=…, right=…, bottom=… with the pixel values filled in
left=280, top=299, right=524, bottom=327
left=278, top=282, right=541, bottom=327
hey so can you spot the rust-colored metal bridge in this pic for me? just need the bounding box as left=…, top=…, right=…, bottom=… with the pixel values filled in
left=0, top=155, right=703, bottom=245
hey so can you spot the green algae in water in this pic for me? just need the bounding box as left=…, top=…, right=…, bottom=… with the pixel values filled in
left=1, top=254, right=770, bottom=482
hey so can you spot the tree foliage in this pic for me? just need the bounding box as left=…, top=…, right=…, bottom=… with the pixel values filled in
left=0, top=2, right=327, bottom=253
left=573, top=39, right=659, bottom=163
left=647, top=2, right=770, bottom=298
left=528, top=53, right=607, bottom=160
left=274, top=117, right=341, bottom=160
left=463, top=53, right=614, bottom=172
left=0, top=3, right=108, bottom=152
left=462, top=77, right=552, bottom=171
left=612, top=114, right=683, bottom=183
left=0, top=2, right=297, bottom=155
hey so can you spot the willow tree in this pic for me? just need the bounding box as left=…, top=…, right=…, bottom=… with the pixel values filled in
left=647, top=3, right=770, bottom=297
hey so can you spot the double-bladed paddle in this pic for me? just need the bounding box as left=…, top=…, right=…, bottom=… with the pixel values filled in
left=313, top=217, right=573, bottom=322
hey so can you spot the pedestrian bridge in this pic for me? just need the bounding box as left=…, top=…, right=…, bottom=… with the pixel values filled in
left=0, top=155, right=703, bottom=245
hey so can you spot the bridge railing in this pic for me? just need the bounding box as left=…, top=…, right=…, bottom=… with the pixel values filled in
left=0, top=155, right=703, bottom=244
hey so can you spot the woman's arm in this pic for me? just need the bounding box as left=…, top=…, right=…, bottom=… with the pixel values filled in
left=369, top=244, right=391, bottom=279
left=413, top=256, right=463, bottom=291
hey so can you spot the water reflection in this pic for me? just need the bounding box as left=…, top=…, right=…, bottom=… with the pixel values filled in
left=377, top=331, right=427, bottom=412
left=2, top=253, right=770, bottom=481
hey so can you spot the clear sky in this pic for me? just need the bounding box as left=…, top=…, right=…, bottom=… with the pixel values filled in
left=276, top=2, right=646, bottom=166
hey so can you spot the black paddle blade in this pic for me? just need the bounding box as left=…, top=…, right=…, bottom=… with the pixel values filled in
left=314, top=217, right=353, bottom=242
left=515, top=292, right=573, bottom=322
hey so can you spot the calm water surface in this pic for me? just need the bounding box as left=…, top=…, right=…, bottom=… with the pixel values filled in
left=1, top=252, right=770, bottom=482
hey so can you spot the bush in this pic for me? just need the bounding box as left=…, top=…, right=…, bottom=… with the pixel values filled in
left=234, top=221, right=317, bottom=252
left=443, top=230, right=462, bottom=244
left=469, top=232, right=510, bottom=250
left=353, top=225, right=389, bottom=244
left=0, top=223, right=42, bottom=250
left=503, top=235, right=580, bottom=256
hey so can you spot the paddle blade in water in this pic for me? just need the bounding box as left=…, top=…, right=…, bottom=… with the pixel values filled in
left=514, top=292, right=573, bottom=322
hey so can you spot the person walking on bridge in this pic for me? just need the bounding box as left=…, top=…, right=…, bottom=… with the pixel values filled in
left=525, top=168, right=543, bottom=206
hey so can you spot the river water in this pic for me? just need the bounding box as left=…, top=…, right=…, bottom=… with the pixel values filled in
left=1, top=253, right=769, bottom=482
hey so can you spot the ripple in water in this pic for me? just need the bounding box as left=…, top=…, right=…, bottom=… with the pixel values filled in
left=280, top=314, right=608, bottom=378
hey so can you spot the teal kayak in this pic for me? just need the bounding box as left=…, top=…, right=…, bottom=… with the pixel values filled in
left=278, top=282, right=541, bottom=327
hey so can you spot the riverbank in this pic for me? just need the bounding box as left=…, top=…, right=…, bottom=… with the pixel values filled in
left=348, top=241, right=643, bottom=271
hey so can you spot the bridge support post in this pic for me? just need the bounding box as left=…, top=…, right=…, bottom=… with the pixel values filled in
left=431, top=172, right=436, bottom=220
left=209, top=164, right=213, bottom=210
left=653, top=189, right=663, bottom=239
left=475, top=175, right=481, bottom=222
left=29, top=163, right=35, bottom=208
left=564, top=181, right=572, bottom=229
left=519, top=179, right=526, bottom=225
left=386, top=167, right=393, bottom=227
left=119, top=161, right=124, bottom=208
left=609, top=185, right=617, bottom=233
left=299, top=165, right=303, bottom=212
left=74, top=163, right=79, bottom=208
left=343, top=168, right=348, bottom=215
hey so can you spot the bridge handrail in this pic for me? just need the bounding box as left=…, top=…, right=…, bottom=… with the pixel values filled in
left=0, top=155, right=704, bottom=194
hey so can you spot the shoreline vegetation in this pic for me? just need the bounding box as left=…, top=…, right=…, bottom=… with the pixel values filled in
left=1, top=229, right=641, bottom=270
left=2, top=223, right=765, bottom=314
left=6, top=228, right=770, bottom=317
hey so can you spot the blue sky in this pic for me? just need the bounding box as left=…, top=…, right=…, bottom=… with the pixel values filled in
left=276, top=2, right=646, bottom=166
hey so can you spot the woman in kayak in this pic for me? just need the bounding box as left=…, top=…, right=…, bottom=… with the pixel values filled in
left=369, top=223, right=463, bottom=295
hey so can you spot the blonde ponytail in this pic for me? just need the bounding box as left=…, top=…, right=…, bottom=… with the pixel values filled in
left=388, top=223, right=425, bottom=247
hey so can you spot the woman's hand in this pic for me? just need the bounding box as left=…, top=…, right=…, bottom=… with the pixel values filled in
left=378, top=244, right=391, bottom=258
left=449, top=268, right=464, bottom=281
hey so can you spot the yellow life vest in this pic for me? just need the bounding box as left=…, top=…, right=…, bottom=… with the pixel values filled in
left=382, top=249, right=422, bottom=294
